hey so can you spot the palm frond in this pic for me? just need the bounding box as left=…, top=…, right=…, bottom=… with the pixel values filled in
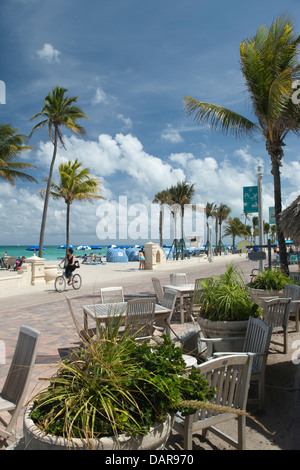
left=184, top=97, right=260, bottom=139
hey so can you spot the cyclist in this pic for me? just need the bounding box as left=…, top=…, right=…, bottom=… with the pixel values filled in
left=59, top=248, right=76, bottom=285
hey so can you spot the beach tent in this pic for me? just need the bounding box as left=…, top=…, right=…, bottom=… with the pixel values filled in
left=106, top=248, right=128, bottom=263
left=126, top=247, right=139, bottom=261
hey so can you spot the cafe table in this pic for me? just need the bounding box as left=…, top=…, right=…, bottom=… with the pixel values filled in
left=82, top=301, right=172, bottom=335
left=162, top=283, right=195, bottom=324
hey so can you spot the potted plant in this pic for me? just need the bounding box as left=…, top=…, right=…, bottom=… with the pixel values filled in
left=23, top=322, right=214, bottom=450
left=247, top=268, right=295, bottom=306
left=196, top=264, right=261, bottom=353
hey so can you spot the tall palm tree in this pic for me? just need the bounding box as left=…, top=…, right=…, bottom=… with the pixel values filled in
left=184, top=16, right=300, bottom=273
left=168, top=181, right=195, bottom=259
left=223, top=217, right=247, bottom=249
left=216, top=203, right=231, bottom=254
left=252, top=216, right=259, bottom=244
left=30, top=86, right=89, bottom=257
left=0, top=124, right=37, bottom=185
left=152, top=189, right=172, bottom=247
left=47, top=159, right=104, bottom=251
left=205, top=202, right=216, bottom=252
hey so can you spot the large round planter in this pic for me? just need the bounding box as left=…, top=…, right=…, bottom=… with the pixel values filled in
left=198, top=316, right=248, bottom=353
left=247, top=287, right=283, bottom=307
left=23, top=406, right=173, bottom=450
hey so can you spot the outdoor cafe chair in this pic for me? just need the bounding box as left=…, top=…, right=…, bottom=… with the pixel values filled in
left=170, top=273, right=187, bottom=285
left=200, top=317, right=272, bottom=411
left=125, top=298, right=156, bottom=343
left=173, top=353, right=254, bottom=450
left=152, top=277, right=164, bottom=304
left=66, top=296, right=97, bottom=342
left=262, top=298, right=291, bottom=354
left=100, top=286, right=124, bottom=304
left=0, top=326, right=40, bottom=447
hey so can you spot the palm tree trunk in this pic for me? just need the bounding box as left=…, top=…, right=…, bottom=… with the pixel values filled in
left=38, top=127, right=58, bottom=257
left=181, top=208, right=184, bottom=260
left=267, top=140, right=288, bottom=273
left=66, top=202, right=70, bottom=255
left=159, top=204, right=163, bottom=247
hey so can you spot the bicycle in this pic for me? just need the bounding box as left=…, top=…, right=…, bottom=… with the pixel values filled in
left=55, top=265, right=82, bottom=292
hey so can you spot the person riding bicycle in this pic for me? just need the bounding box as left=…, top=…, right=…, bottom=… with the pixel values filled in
left=59, top=248, right=76, bottom=285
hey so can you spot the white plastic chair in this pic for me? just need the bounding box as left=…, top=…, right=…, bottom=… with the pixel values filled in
left=173, top=353, right=254, bottom=450
left=0, top=326, right=40, bottom=447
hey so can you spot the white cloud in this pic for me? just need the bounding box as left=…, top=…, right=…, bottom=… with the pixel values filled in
left=37, top=43, right=61, bottom=62
left=117, top=114, right=133, bottom=132
left=161, top=124, right=183, bottom=143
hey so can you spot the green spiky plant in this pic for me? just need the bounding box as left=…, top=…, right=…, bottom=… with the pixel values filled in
left=198, top=264, right=261, bottom=321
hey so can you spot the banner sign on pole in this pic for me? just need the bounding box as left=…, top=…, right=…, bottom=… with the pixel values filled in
left=269, top=207, right=276, bottom=224
left=243, top=186, right=258, bottom=213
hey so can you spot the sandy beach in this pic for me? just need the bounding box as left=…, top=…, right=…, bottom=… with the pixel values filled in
left=0, top=253, right=300, bottom=451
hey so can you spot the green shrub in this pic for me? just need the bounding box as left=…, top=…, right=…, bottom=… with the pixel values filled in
left=198, top=263, right=261, bottom=321
left=30, top=333, right=214, bottom=440
left=249, top=269, right=294, bottom=290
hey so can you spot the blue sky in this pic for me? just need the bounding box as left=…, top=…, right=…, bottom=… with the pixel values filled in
left=0, top=0, right=300, bottom=246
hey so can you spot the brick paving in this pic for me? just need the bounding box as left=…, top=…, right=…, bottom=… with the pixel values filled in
left=0, top=255, right=299, bottom=450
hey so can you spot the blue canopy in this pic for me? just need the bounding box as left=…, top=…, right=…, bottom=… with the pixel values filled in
left=106, top=248, right=128, bottom=263
left=126, top=247, right=139, bottom=261
left=26, top=246, right=45, bottom=251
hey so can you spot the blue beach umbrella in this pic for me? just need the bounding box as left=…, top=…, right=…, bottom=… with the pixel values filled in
left=90, top=245, right=102, bottom=249
left=26, top=245, right=45, bottom=251
left=58, top=244, right=74, bottom=249
left=77, top=245, right=91, bottom=250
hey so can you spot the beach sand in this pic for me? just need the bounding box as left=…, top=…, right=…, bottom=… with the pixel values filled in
left=0, top=253, right=299, bottom=451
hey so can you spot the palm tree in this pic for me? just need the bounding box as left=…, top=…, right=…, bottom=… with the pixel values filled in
left=264, top=221, right=270, bottom=244
left=223, top=217, right=247, bottom=249
left=0, top=124, right=37, bottom=185
left=47, top=159, right=104, bottom=251
left=216, top=203, right=231, bottom=254
left=184, top=16, right=300, bottom=273
left=205, top=202, right=216, bottom=253
left=152, top=189, right=172, bottom=247
left=30, top=86, right=89, bottom=257
left=168, top=181, right=195, bottom=259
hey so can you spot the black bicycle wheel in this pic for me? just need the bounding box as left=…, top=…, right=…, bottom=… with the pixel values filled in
left=72, top=273, right=82, bottom=290
left=55, top=275, right=66, bottom=292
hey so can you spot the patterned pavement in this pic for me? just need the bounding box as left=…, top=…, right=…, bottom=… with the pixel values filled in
left=0, top=256, right=300, bottom=449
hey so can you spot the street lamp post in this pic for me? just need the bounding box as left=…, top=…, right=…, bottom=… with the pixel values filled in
left=257, top=164, right=264, bottom=272
left=207, top=217, right=213, bottom=263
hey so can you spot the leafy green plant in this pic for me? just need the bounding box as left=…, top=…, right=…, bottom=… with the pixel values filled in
left=249, top=269, right=295, bottom=290
left=198, top=263, right=261, bottom=321
left=29, top=329, right=214, bottom=442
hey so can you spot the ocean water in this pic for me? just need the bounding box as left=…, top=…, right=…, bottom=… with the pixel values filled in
left=0, top=245, right=111, bottom=262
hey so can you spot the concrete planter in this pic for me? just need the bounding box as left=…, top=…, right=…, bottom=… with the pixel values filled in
left=23, top=406, right=173, bottom=450
left=198, top=316, right=248, bottom=354
left=247, top=286, right=283, bottom=307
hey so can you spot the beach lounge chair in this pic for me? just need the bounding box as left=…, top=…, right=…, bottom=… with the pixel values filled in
left=173, top=353, right=254, bottom=450
left=100, top=286, right=124, bottom=303
left=0, top=326, right=40, bottom=447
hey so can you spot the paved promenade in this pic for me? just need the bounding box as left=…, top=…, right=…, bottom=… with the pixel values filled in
left=0, top=254, right=300, bottom=450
